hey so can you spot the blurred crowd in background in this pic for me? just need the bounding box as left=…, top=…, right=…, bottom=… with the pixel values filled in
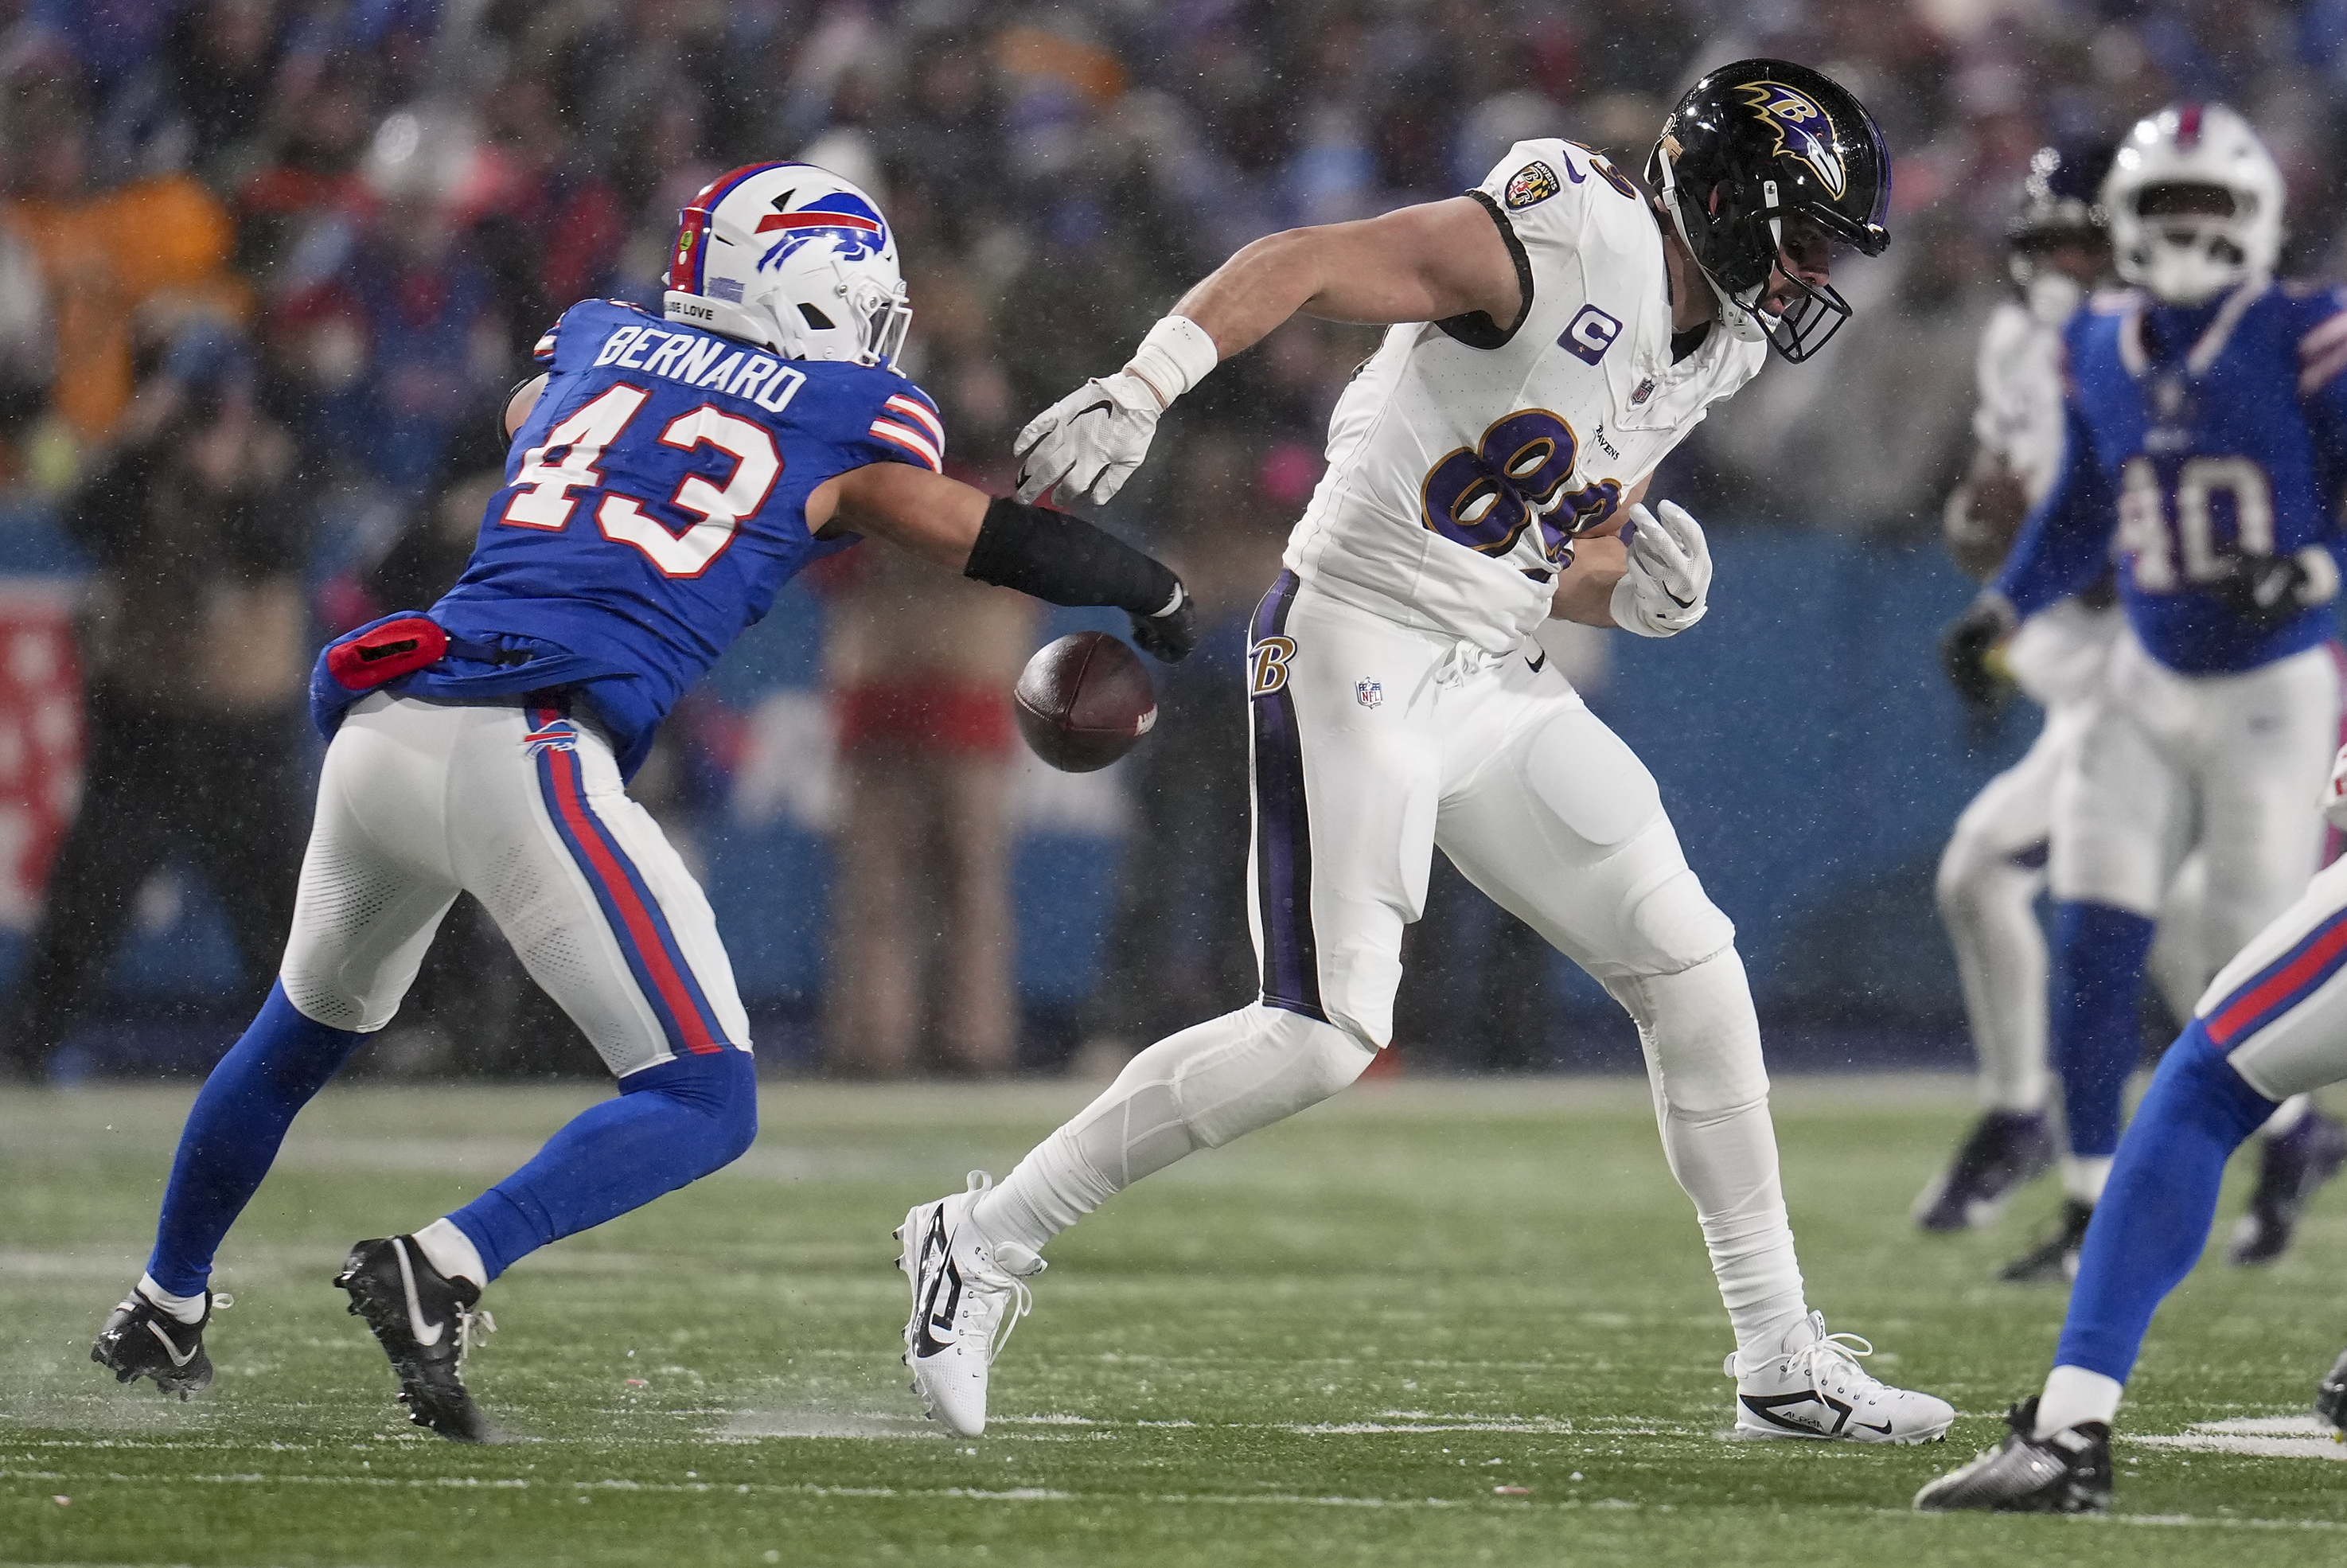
left=2, top=0, right=2344, bottom=1082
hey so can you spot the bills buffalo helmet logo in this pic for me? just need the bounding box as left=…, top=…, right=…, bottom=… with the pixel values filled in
left=755, top=189, right=891, bottom=272
left=1505, top=161, right=1562, bottom=209
left=1735, top=81, right=1847, bottom=199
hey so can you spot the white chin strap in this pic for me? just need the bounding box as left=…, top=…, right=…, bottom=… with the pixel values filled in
left=2025, top=272, right=2085, bottom=328
left=1655, top=148, right=1772, bottom=345
left=2135, top=231, right=2248, bottom=306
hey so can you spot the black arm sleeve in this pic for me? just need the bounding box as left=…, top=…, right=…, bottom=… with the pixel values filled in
left=963, top=496, right=1179, bottom=615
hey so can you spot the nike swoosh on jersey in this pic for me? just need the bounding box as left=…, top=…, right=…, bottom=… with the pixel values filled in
left=145, top=1318, right=197, bottom=1367
left=396, top=1240, right=446, bottom=1348
left=1525, top=649, right=1546, bottom=673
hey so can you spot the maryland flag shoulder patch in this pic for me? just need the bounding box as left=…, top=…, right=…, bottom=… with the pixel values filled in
left=1504, top=160, right=1561, bottom=209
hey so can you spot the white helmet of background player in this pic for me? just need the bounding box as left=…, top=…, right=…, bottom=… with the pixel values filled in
left=663, top=162, right=914, bottom=369
left=2103, top=103, right=2283, bottom=306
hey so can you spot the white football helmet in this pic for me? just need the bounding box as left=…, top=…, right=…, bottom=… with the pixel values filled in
left=2103, top=103, right=2283, bottom=305
left=664, top=162, right=913, bottom=368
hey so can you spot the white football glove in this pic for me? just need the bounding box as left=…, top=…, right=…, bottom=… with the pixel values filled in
left=1608, top=500, right=1712, bottom=638
left=2323, top=743, right=2347, bottom=832
left=1013, top=370, right=1163, bottom=505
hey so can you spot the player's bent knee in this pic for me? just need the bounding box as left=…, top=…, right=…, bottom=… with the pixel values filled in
left=1178, top=1004, right=1376, bottom=1149
left=1619, top=867, right=1737, bottom=978
left=1608, top=948, right=1769, bottom=1115
left=618, top=1047, right=760, bottom=1174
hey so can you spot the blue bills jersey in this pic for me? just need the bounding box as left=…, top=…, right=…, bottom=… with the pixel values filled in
left=1996, top=280, right=2347, bottom=674
left=313, top=298, right=945, bottom=775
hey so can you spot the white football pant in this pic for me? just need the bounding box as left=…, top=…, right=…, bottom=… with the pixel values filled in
left=279, top=694, right=750, bottom=1075
left=2052, top=632, right=2341, bottom=970
left=978, top=575, right=1807, bottom=1358
left=2195, top=852, right=2347, bottom=1100
left=1937, top=603, right=2205, bottom=1112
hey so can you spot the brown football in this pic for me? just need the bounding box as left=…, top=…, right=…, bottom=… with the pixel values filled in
left=1013, top=630, right=1157, bottom=773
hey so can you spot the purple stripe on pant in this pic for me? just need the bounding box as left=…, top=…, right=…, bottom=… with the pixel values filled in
left=1250, top=571, right=1325, bottom=1022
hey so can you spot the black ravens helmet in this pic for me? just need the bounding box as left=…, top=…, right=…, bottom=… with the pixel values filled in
left=1646, top=59, right=1891, bottom=362
left=2006, top=142, right=2113, bottom=319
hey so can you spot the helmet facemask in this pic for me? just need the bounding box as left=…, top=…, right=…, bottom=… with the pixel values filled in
left=2121, top=182, right=2262, bottom=306
left=1652, top=149, right=1858, bottom=362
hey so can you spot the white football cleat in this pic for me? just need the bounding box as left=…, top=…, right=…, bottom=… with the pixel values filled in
left=897, top=1172, right=1043, bottom=1437
left=1728, top=1312, right=1954, bottom=1444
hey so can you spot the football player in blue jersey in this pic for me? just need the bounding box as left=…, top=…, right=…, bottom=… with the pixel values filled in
left=1919, top=665, right=2347, bottom=1513
left=1942, top=103, right=2347, bottom=1285
left=87, top=162, right=1198, bottom=1439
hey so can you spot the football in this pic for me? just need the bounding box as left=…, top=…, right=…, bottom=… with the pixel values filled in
left=1013, top=630, right=1158, bottom=772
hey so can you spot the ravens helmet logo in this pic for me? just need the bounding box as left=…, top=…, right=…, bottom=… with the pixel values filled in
left=1736, top=82, right=1847, bottom=198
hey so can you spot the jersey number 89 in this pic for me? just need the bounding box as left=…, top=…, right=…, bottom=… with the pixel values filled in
left=502, top=384, right=782, bottom=579
left=1419, top=408, right=1621, bottom=564
left=2115, top=454, right=2275, bottom=594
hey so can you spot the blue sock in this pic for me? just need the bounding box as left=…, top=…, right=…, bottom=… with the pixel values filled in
left=2053, top=1021, right=2277, bottom=1380
left=147, top=983, right=370, bottom=1296
left=2048, top=900, right=2158, bottom=1158
left=447, top=1048, right=758, bottom=1281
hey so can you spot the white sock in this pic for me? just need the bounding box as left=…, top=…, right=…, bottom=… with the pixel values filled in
left=1611, top=952, right=1809, bottom=1368
left=137, top=1272, right=208, bottom=1325
left=2035, top=1363, right=2123, bottom=1434
left=2062, top=1155, right=2112, bottom=1203
left=412, top=1217, right=488, bottom=1288
left=1659, top=1096, right=1811, bottom=1367
left=973, top=1004, right=1374, bottom=1255
left=2261, top=1094, right=2313, bottom=1137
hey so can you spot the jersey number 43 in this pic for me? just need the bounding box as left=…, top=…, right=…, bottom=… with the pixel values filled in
left=502, top=384, right=782, bottom=579
left=2114, top=454, right=2275, bottom=593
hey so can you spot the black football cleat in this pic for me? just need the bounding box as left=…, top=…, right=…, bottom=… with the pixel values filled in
left=91, top=1285, right=214, bottom=1399
left=1915, top=1109, right=2057, bottom=1232
left=2228, top=1109, right=2347, bottom=1265
left=2317, top=1345, right=2347, bottom=1437
left=1998, top=1197, right=2094, bottom=1283
left=333, top=1236, right=497, bottom=1442
left=1913, top=1398, right=2112, bottom=1514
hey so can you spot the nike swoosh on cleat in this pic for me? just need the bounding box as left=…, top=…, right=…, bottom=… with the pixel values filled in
left=394, top=1241, right=446, bottom=1348
left=145, top=1319, right=197, bottom=1367
left=910, top=1213, right=959, bottom=1361
left=1857, top=1420, right=1895, bottom=1435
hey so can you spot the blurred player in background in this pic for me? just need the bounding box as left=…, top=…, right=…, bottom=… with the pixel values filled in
left=1923, top=144, right=2244, bottom=1246
left=90, top=164, right=1199, bottom=1439
left=1943, top=105, right=2347, bottom=1285
left=1924, top=144, right=2123, bottom=1235
left=899, top=60, right=1956, bottom=1445
left=1915, top=739, right=2347, bottom=1514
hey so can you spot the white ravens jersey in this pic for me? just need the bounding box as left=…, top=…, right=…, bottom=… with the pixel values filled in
left=1970, top=298, right=2068, bottom=506
left=1284, top=138, right=1768, bottom=653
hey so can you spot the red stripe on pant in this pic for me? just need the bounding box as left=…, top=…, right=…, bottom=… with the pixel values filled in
left=2206, top=907, right=2347, bottom=1047
left=542, top=735, right=721, bottom=1055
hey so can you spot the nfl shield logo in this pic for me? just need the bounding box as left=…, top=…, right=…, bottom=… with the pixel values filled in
left=1355, top=679, right=1383, bottom=709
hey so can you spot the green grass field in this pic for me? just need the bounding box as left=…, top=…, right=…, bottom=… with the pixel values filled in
left=4, top=1075, right=2345, bottom=1567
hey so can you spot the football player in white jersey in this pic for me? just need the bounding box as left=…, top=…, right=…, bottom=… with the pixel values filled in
left=894, top=60, right=1955, bottom=1445
left=1921, top=144, right=2142, bottom=1233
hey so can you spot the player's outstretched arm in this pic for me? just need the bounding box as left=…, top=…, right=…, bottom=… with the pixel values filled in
left=1015, top=196, right=1522, bottom=505
left=810, top=462, right=1196, bottom=661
